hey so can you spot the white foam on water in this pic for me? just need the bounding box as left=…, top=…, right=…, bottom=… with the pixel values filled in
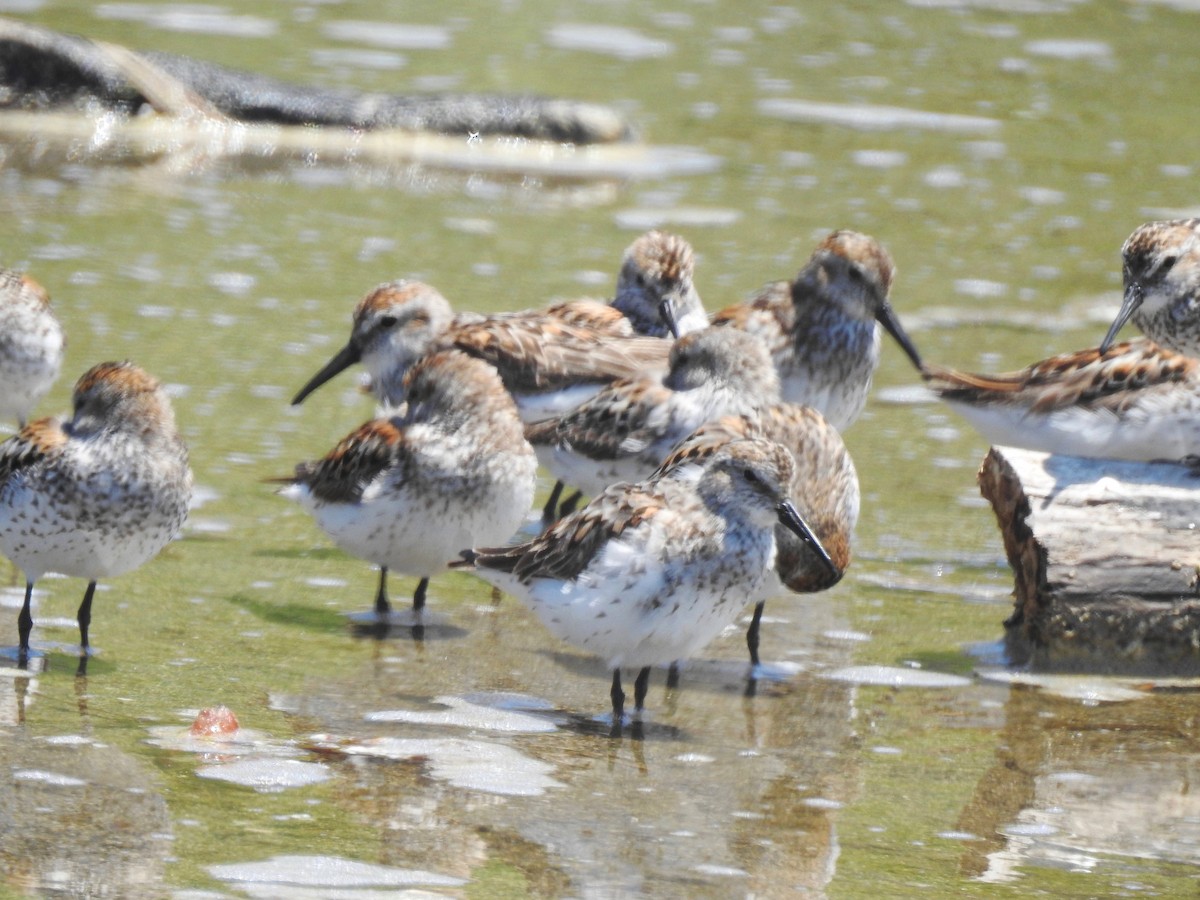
left=1024, top=39, right=1112, bottom=59
left=207, top=854, right=465, bottom=889
left=546, top=24, right=674, bottom=60
left=195, top=758, right=331, bottom=792
left=853, top=149, right=909, bottom=168
left=365, top=694, right=559, bottom=733
left=613, top=207, right=742, bottom=230
left=93, top=4, right=277, bottom=38
left=694, top=864, right=747, bottom=877
left=954, top=278, right=1008, bottom=298
left=311, top=48, right=407, bottom=71
left=757, top=99, right=1000, bottom=133
left=13, top=769, right=87, bottom=787
left=322, top=20, right=452, bottom=50
left=824, top=666, right=972, bottom=688
left=332, top=736, right=561, bottom=796
left=823, top=629, right=871, bottom=643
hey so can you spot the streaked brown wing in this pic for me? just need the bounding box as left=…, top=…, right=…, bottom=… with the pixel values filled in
left=544, top=299, right=635, bottom=336
left=291, top=419, right=406, bottom=504
left=0, top=418, right=68, bottom=487
left=923, top=340, right=1199, bottom=414
left=525, top=379, right=673, bottom=460
left=447, top=317, right=669, bottom=393
left=473, top=484, right=665, bottom=582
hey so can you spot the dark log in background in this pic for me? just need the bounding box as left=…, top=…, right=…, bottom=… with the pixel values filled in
left=978, top=446, right=1200, bottom=674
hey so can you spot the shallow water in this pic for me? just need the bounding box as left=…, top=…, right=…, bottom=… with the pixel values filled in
left=2, top=0, right=1200, bottom=896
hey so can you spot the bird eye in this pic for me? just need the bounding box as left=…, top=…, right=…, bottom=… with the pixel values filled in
left=379, top=315, right=399, bottom=328
left=743, top=467, right=759, bottom=484
left=1159, top=255, right=1180, bottom=275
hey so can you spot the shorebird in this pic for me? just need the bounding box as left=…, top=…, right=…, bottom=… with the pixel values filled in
left=922, top=343, right=1200, bottom=461
left=290, top=280, right=672, bottom=421
left=0, top=267, right=65, bottom=428
left=278, top=350, right=537, bottom=620
left=1101, top=218, right=1200, bottom=357
left=926, top=220, right=1200, bottom=461
left=658, top=404, right=858, bottom=669
left=0, top=361, right=192, bottom=663
left=610, top=230, right=708, bottom=339
left=456, top=436, right=835, bottom=727
left=525, top=327, right=779, bottom=498
left=710, top=230, right=923, bottom=429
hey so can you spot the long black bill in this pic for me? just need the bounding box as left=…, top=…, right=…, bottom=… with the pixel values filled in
left=876, top=301, right=924, bottom=372
left=291, top=342, right=362, bottom=406
left=776, top=500, right=838, bottom=580
left=658, top=295, right=682, bottom=339
left=1099, top=280, right=1142, bottom=354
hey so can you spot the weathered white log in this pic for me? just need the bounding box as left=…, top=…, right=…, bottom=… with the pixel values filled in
left=978, top=445, right=1200, bottom=673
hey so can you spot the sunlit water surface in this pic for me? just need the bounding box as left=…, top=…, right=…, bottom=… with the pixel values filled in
left=2, top=0, right=1200, bottom=897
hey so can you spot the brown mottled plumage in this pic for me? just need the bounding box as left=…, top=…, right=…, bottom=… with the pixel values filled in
left=1101, top=218, right=1200, bottom=357
left=280, top=350, right=537, bottom=618
left=458, top=436, right=833, bottom=726
left=0, top=361, right=192, bottom=661
left=0, top=267, right=65, bottom=427
left=291, top=419, right=407, bottom=505
left=922, top=341, right=1200, bottom=460
left=291, top=280, right=671, bottom=421
left=611, top=230, right=708, bottom=338
left=711, top=231, right=922, bottom=429
left=525, top=328, right=780, bottom=497
left=655, top=403, right=858, bottom=667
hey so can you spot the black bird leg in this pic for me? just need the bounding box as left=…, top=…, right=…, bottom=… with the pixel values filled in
left=412, top=576, right=428, bottom=611
left=558, top=489, right=584, bottom=518
left=541, top=481, right=565, bottom=523
left=746, top=599, right=766, bottom=668
left=17, top=580, right=33, bottom=663
left=374, top=567, right=391, bottom=616
left=77, top=580, right=97, bottom=651
left=610, top=669, right=625, bottom=727
left=633, top=666, right=650, bottom=711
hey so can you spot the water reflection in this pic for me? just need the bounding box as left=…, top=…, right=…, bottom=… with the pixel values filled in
left=959, top=684, right=1200, bottom=884
left=2, top=0, right=1200, bottom=893
left=0, top=713, right=171, bottom=897
left=257, top=590, right=861, bottom=896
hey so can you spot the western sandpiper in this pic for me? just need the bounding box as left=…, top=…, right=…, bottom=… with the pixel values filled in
left=1101, top=218, right=1200, bottom=357
left=611, top=230, right=708, bottom=339
left=535, top=229, right=711, bottom=520
left=927, top=220, right=1200, bottom=461
left=923, top=343, right=1200, bottom=461
left=658, top=404, right=858, bottom=668
left=0, top=361, right=192, bottom=663
left=0, top=268, right=65, bottom=428
left=525, top=327, right=780, bottom=498
left=710, top=230, right=923, bottom=429
left=279, top=350, right=537, bottom=620
left=291, top=280, right=671, bottom=421
left=456, top=436, right=834, bottom=726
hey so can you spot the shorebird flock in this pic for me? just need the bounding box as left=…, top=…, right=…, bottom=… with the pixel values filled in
left=2, top=220, right=1196, bottom=730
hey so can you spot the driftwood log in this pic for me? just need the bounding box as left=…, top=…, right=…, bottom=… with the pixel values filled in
left=978, top=445, right=1200, bottom=673
left=0, top=17, right=633, bottom=144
